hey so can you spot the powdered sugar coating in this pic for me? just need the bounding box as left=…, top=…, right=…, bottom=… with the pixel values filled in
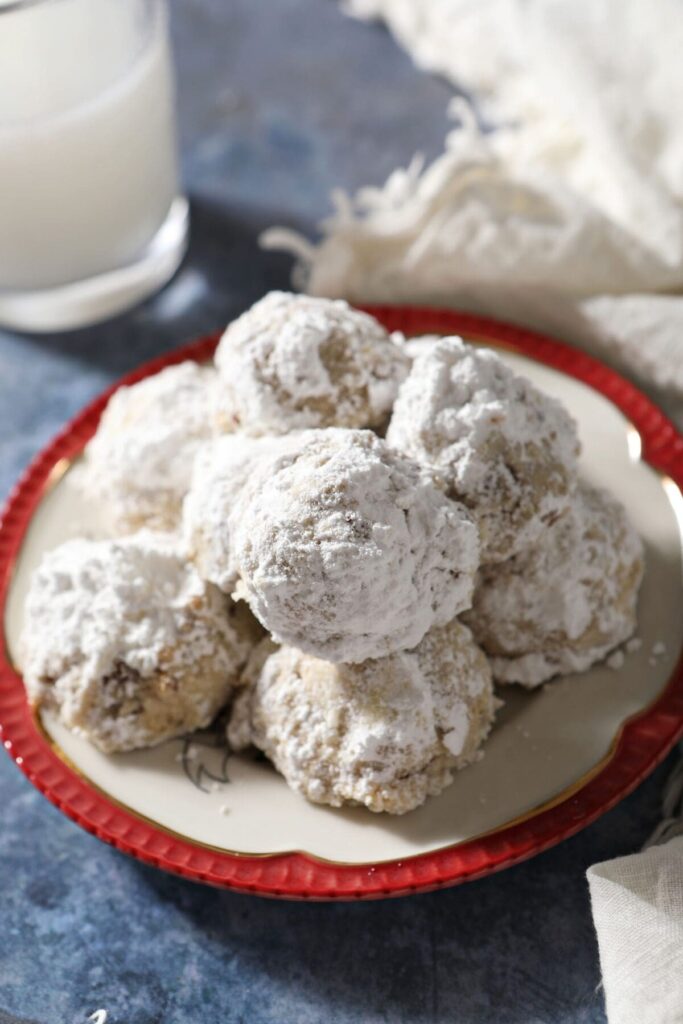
left=214, top=292, right=410, bottom=435
left=230, top=429, right=480, bottom=663
left=80, top=362, right=220, bottom=534
left=386, top=337, right=580, bottom=563
left=464, top=483, right=644, bottom=686
left=228, top=619, right=496, bottom=814
left=21, top=532, right=257, bottom=752
left=183, top=433, right=303, bottom=594
left=399, top=334, right=444, bottom=361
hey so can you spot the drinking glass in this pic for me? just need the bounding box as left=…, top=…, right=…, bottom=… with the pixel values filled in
left=0, top=0, right=188, bottom=331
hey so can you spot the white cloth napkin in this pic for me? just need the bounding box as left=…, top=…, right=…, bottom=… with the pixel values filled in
left=588, top=755, right=683, bottom=1023
left=263, top=3, right=683, bottom=1016
left=588, top=835, right=683, bottom=1024
left=262, top=0, right=683, bottom=426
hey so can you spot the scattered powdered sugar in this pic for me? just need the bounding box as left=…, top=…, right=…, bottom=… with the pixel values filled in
left=80, top=361, right=220, bottom=534
left=606, top=650, right=625, bottom=671
left=386, top=336, right=580, bottom=562
left=464, top=482, right=644, bottom=687
left=183, top=432, right=304, bottom=594
left=626, top=637, right=643, bottom=654
left=230, top=428, right=480, bottom=663
left=228, top=619, right=495, bottom=814
left=214, top=292, right=409, bottom=435
left=21, top=531, right=255, bottom=751
left=648, top=641, right=668, bottom=667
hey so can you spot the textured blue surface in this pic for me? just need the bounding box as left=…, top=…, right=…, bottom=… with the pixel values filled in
left=0, top=2, right=676, bottom=1021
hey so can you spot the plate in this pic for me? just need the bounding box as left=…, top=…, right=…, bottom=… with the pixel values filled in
left=2, top=306, right=683, bottom=900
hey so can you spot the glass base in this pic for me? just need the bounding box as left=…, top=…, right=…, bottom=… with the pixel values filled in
left=0, top=197, right=189, bottom=333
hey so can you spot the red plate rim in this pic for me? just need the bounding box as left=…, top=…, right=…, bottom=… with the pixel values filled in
left=2, top=304, right=683, bottom=901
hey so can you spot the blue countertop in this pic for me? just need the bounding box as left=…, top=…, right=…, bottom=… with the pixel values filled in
left=0, top=3, right=676, bottom=1021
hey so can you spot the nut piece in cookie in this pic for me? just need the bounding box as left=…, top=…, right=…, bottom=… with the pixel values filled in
left=21, top=532, right=258, bottom=752
left=214, top=291, right=409, bottom=435
left=387, top=337, right=580, bottom=563
left=228, top=619, right=496, bottom=814
left=463, top=482, right=644, bottom=686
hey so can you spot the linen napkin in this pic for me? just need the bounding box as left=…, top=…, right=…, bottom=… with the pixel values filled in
left=588, top=749, right=683, bottom=1024
left=588, top=836, right=683, bottom=1024
left=588, top=754, right=683, bottom=1023
left=262, top=0, right=683, bottom=426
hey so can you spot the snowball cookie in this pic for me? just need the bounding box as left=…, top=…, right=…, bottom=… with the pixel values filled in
left=20, top=532, right=258, bottom=753
left=386, top=337, right=580, bottom=564
left=228, top=619, right=496, bottom=814
left=79, top=361, right=219, bottom=535
left=463, top=483, right=644, bottom=687
left=213, top=291, right=409, bottom=435
left=230, top=428, right=480, bottom=663
left=183, top=432, right=302, bottom=594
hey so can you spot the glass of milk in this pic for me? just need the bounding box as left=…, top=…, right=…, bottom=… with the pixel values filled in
left=0, top=0, right=188, bottom=332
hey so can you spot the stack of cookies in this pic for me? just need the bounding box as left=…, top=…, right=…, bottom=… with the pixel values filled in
left=20, top=293, right=644, bottom=814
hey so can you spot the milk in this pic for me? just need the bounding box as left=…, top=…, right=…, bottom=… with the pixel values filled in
left=0, top=0, right=179, bottom=292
